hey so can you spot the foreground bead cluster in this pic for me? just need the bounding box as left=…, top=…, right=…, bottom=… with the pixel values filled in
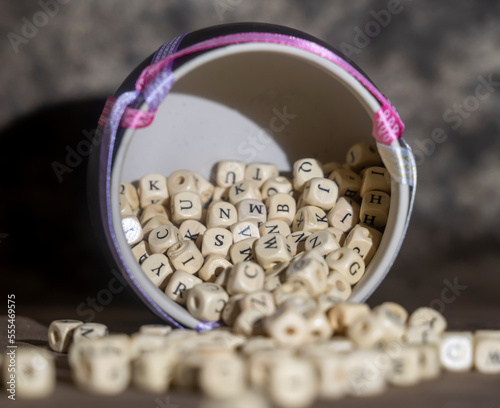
left=5, top=306, right=499, bottom=406
left=121, top=142, right=392, bottom=324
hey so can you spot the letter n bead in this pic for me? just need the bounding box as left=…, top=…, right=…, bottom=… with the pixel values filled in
left=187, top=283, right=229, bottom=322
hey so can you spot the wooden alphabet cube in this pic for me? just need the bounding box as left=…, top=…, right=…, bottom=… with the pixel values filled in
left=216, top=161, right=246, bottom=187
left=120, top=182, right=140, bottom=211
left=264, top=307, right=309, bottom=346
left=179, top=219, right=206, bottom=245
left=346, top=314, right=386, bottom=348
left=73, top=323, right=109, bottom=343
left=221, top=294, right=245, bottom=326
left=387, top=346, right=421, bottom=387
left=229, top=237, right=257, bottom=263
left=226, top=261, right=265, bottom=295
left=261, top=176, right=294, bottom=199
left=228, top=180, right=262, bottom=204
left=474, top=334, right=500, bottom=374
left=327, top=196, right=360, bottom=233
left=193, top=172, right=215, bottom=206
left=360, top=166, right=391, bottom=197
left=286, top=231, right=311, bottom=256
left=48, top=319, right=83, bottom=353
left=326, top=226, right=346, bottom=246
left=148, top=224, right=181, bottom=254
left=404, top=325, right=442, bottom=346
left=416, top=345, right=441, bottom=380
left=302, top=177, right=339, bottom=211
left=266, top=357, right=317, bottom=408
left=344, top=224, right=382, bottom=265
left=259, top=219, right=291, bottom=237
left=233, top=308, right=267, bottom=336
left=247, top=349, right=292, bottom=389
left=325, top=248, right=365, bottom=284
left=345, top=142, right=382, bottom=172
left=167, top=239, right=204, bottom=274
left=375, top=301, right=408, bottom=324
left=292, top=205, right=329, bottom=232
left=236, top=198, right=267, bottom=225
left=141, top=253, right=174, bottom=289
left=165, top=270, right=202, bottom=305
left=285, top=255, right=328, bottom=296
left=206, top=200, right=238, bottom=228
left=264, top=261, right=288, bottom=291
left=239, top=290, right=276, bottom=317
left=266, top=193, right=297, bottom=226
left=139, top=203, right=169, bottom=224
left=344, top=350, right=387, bottom=397
left=408, top=307, right=447, bottom=334
left=254, top=233, right=292, bottom=269
left=373, top=307, right=406, bottom=343
left=230, top=220, right=260, bottom=243
left=141, top=215, right=171, bottom=239
left=139, top=324, right=173, bottom=336
left=9, top=347, right=55, bottom=399
left=360, top=190, right=391, bottom=229
left=170, top=191, right=202, bottom=225
left=119, top=196, right=133, bottom=217
left=198, top=254, right=232, bottom=282
left=329, top=168, right=362, bottom=199
left=132, top=348, right=177, bottom=393
left=121, top=215, right=143, bottom=246
left=327, top=303, right=371, bottom=333
left=198, top=354, right=246, bottom=400
left=439, top=332, right=474, bottom=372
left=324, top=271, right=352, bottom=301
left=311, top=354, right=348, bottom=400
left=245, top=162, right=279, bottom=188
left=292, top=158, right=323, bottom=192
left=305, top=230, right=341, bottom=257
left=167, top=169, right=198, bottom=196
left=138, top=173, right=169, bottom=207
left=201, top=227, right=233, bottom=258
left=186, top=282, right=229, bottom=322
left=272, top=282, right=311, bottom=306
left=305, top=306, right=333, bottom=341
left=212, top=186, right=230, bottom=202
left=322, top=161, right=343, bottom=179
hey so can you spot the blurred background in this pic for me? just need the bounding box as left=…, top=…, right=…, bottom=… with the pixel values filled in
left=1, top=0, right=499, bottom=327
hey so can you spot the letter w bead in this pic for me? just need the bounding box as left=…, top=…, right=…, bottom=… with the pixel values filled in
left=264, top=236, right=278, bottom=249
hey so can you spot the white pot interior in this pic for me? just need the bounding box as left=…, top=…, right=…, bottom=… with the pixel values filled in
left=111, top=43, right=411, bottom=328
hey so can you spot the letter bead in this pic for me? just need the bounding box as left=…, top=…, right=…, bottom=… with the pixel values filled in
left=73, top=323, right=109, bottom=343
left=360, top=190, right=391, bottom=229
left=167, top=170, right=198, bottom=196
left=186, top=283, right=229, bottom=322
left=170, top=191, right=202, bottom=225
left=120, top=182, right=140, bottom=211
left=259, top=219, right=291, bottom=237
left=201, top=228, right=233, bottom=258
left=239, top=290, right=276, bottom=316
left=206, top=201, right=238, bottom=228
left=292, top=205, right=329, bottom=232
left=324, top=271, right=352, bottom=301
left=228, top=180, right=262, bottom=204
left=193, top=172, right=215, bottom=206
left=222, top=294, right=245, bottom=326
left=325, top=248, right=365, bottom=284
left=140, top=203, right=169, bottom=224
left=233, top=308, right=267, bottom=336
left=10, top=347, right=55, bottom=399
left=329, top=168, right=362, bottom=199
left=212, top=186, right=230, bottom=202
left=408, top=307, right=447, bottom=334
left=327, top=303, right=371, bottom=333
left=230, top=220, right=260, bottom=243
left=141, top=253, right=174, bottom=289
left=48, top=319, right=83, bottom=353
left=360, top=166, right=391, bottom=197
left=216, top=161, right=246, bottom=187
left=198, top=254, right=232, bottom=282
left=148, top=224, right=181, bottom=254
left=286, top=231, right=311, bottom=256
left=229, top=237, right=257, bottom=263
left=327, top=197, right=360, bottom=233
left=261, top=176, right=294, bottom=199
left=178, top=220, right=206, bottom=245
left=132, top=349, right=176, bottom=393
left=305, top=230, right=341, bottom=257
left=167, top=240, right=204, bottom=274
left=121, top=215, right=143, bottom=246
left=245, top=163, right=279, bottom=188
left=266, top=193, right=297, bottom=226
left=119, top=196, right=133, bottom=217
left=226, top=261, right=265, bottom=295
left=345, top=142, right=382, bottom=172
left=344, top=224, right=382, bottom=265
left=285, top=255, right=328, bottom=296
left=439, top=332, right=474, bottom=372
left=264, top=307, right=309, bottom=346
left=131, top=240, right=151, bottom=265
left=254, top=234, right=292, bottom=269
left=141, top=215, right=171, bottom=239
left=302, top=177, right=339, bottom=211
left=293, top=158, right=323, bottom=192
left=387, top=346, right=421, bottom=387
left=474, top=334, right=500, bottom=374
left=165, top=270, right=202, bottom=305
left=138, top=173, right=169, bottom=207
left=198, top=354, right=246, bottom=400
left=236, top=198, right=267, bottom=225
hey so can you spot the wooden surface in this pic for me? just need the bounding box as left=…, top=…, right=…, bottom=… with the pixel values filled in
left=1, top=307, right=500, bottom=408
